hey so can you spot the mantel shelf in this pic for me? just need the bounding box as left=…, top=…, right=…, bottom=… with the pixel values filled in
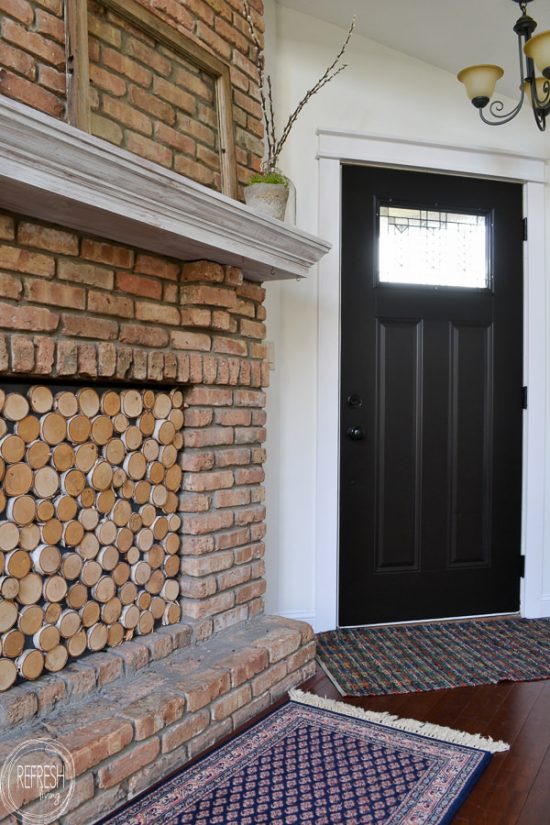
left=0, top=98, right=330, bottom=282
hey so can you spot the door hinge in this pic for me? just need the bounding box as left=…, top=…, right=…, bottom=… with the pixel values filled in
left=522, top=217, right=528, bottom=241
left=522, top=386, right=528, bottom=409
left=519, top=555, right=526, bottom=578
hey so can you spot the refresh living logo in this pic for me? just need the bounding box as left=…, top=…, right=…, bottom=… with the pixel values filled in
left=0, top=738, right=75, bottom=824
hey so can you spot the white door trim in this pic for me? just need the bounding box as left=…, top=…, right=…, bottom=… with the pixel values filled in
left=315, top=129, right=547, bottom=632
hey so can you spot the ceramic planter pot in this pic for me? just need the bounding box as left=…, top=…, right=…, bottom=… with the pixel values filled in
left=244, top=182, right=289, bottom=221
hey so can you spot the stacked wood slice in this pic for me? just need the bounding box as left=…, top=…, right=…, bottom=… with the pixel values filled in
left=0, top=385, right=184, bottom=690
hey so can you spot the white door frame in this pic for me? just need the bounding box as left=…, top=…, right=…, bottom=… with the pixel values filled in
left=315, top=129, right=547, bottom=632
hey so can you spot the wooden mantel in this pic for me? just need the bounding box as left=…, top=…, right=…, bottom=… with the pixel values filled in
left=0, top=97, right=330, bottom=282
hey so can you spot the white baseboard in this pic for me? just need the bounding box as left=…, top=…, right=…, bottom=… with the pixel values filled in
left=277, top=610, right=317, bottom=626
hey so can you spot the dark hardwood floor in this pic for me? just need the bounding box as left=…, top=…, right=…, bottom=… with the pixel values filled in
left=301, top=665, right=550, bottom=825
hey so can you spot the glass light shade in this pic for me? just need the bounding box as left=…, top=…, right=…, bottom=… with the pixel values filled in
left=524, top=31, right=550, bottom=77
left=457, top=65, right=504, bottom=102
left=522, top=77, right=550, bottom=107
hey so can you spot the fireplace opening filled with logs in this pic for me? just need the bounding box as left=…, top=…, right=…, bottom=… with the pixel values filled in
left=0, top=382, right=186, bottom=689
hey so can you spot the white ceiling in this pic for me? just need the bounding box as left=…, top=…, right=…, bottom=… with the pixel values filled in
left=276, top=0, right=550, bottom=98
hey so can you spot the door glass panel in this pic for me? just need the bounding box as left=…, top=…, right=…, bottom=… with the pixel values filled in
left=378, top=205, right=490, bottom=288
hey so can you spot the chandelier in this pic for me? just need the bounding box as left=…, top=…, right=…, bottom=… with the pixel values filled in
left=457, top=0, right=550, bottom=130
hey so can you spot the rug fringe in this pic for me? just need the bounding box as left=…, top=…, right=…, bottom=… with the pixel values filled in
left=289, top=689, right=510, bottom=753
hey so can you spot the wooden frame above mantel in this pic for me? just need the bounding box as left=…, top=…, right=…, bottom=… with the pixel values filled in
left=65, top=0, right=238, bottom=198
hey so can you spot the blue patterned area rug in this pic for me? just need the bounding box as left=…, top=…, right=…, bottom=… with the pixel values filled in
left=105, top=690, right=507, bottom=825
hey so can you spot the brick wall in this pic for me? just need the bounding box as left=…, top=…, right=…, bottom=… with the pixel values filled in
left=0, top=0, right=265, bottom=198
left=0, top=209, right=269, bottom=630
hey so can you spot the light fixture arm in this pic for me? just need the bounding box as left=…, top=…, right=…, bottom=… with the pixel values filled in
left=479, top=36, right=528, bottom=125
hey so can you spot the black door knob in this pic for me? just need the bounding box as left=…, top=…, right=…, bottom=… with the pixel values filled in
left=346, top=426, right=364, bottom=441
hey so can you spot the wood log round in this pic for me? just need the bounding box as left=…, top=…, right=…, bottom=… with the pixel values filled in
left=74, top=442, right=98, bottom=473
left=4, top=463, right=33, bottom=496
left=61, top=468, right=86, bottom=497
left=0, top=388, right=4, bottom=413
left=41, top=412, right=67, bottom=445
left=43, top=602, right=62, bottom=624
left=36, top=499, right=55, bottom=522
left=5, top=549, right=31, bottom=579
left=45, top=644, right=68, bottom=672
left=161, top=579, right=179, bottom=601
left=6, top=496, right=35, bottom=527
left=113, top=413, right=129, bottom=434
left=163, top=555, right=180, bottom=578
left=91, top=415, right=114, bottom=447
left=128, top=512, right=143, bottom=533
left=88, top=461, right=113, bottom=491
left=135, top=528, right=154, bottom=553
left=0, top=600, right=18, bottom=632
left=96, top=489, right=116, bottom=514
left=150, top=485, right=168, bottom=508
left=150, top=596, right=165, bottom=620
left=79, top=507, right=99, bottom=532
left=112, top=467, right=127, bottom=489
left=33, top=465, right=60, bottom=498
left=142, top=438, right=159, bottom=462
left=121, top=389, right=142, bottom=418
left=16, top=415, right=40, bottom=445
left=111, top=499, right=132, bottom=527
left=0, top=576, right=19, bottom=600
left=53, top=497, right=79, bottom=527
left=119, top=581, right=137, bottom=605
left=101, top=596, right=122, bottom=624
left=0, top=457, right=4, bottom=483
left=18, top=604, right=44, bottom=635
left=101, top=390, right=121, bottom=417
left=67, top=628, right=87, bottom=656
left=55, top=391, right=78, bottom=418
left=126, top=546, right=140, bottom=565
left=79, top=487, right=95, bottom=508
left=107, top=621, right=124, bottom=646
left=130, top=561, right=151, bottom=586
left=52, top=442, right=75, bottom=472
left=33, top=624, right=60, bottom=652
left=41, top=518, right=63, bottom=544
left=66, top=582, right=88, bottom=610
left=153, top=420, right=176, bottom=446
left=79, top=599, right=100, bottom=628
left=87, top=622, right=108, bottom=651
left=80, top=560, right=101, bottom=587
left=67, top=415, right=92, bottom=444
left=152, top=516, right=169, bottom=541
left=162, top=601, right=181, bottom=625
left=139, top=504, right=156, bottom=527
left=170, top=388, right=184, bottom=409
left=145, top=569, right=164, bottom=595
left=95, top=519, right=117, bottom=546
left=173, top=432, right=184, bottom=451
left=2, top=628, right=25, bottom=658
left=120, top=479, right=135, bottom=500
left=20, top=522, right=40, bottom=551
left=147, top=461, right=165, bottom=485
left=29, top=385, right=54, bottom=415
left=27, top=440, right=50, bottom=470
left=4, top=393, right=29, bottom=422
left=57, top=609, right=81, bottom=639
left=77, top=388, right=100, bottom=418
left=134, top=480, right=151, bottom=505
left=115, top=527, right=133, bottom=553
left=163, top=492, right=179, bottom=514
left=17, top=648, right=44, bottom=680
left=17, top=572, right=43, bottom=604
left=92, top=575, right=116, bottom=603
left=31, top=544, right=61, bottom=575
left=159, top=444, right=177, bottom=469
left=0, top=658, right=17, bottom=690
left=61, top=552, right=83, bottom=581
left=0, top=434, right=26, bottom=463
left=0, top=421, right=6, bottom=439
left=138, top=411, right=155, bottom=437
left=113, top=561, right=130, bottom=586
left=105, top=438, right=125, bottom=466
left=153, top=393, right=172, bottom=420
left=142, top=389, right=155, bottom=410
left=63, top=520, right=85, bottom=547
left=120, top=603, right=139, bottom=629
left=123, top=452, right=146, bottom=481
left=163, top=533, right=180, bottom=556
left=137, top=609, right=154, bottom=635
left=146, top=543, right=164, bottom=569
left=77, top=531, right=100, bottom=560
left=136, top=590, right=151, bottom=610
left=43, top=575, right=67, bottom=603
left=122, top=426, right=142, bottom=451
left=168, top=408, right=184, bottom=430
left=165, top=464, right=182, bottom=492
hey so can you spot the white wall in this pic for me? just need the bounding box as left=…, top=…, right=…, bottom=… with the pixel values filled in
left=263, top=2, right=550, bottom=624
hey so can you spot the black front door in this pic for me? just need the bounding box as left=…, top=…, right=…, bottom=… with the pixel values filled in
left=339, top=165, right=523, bottom=626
